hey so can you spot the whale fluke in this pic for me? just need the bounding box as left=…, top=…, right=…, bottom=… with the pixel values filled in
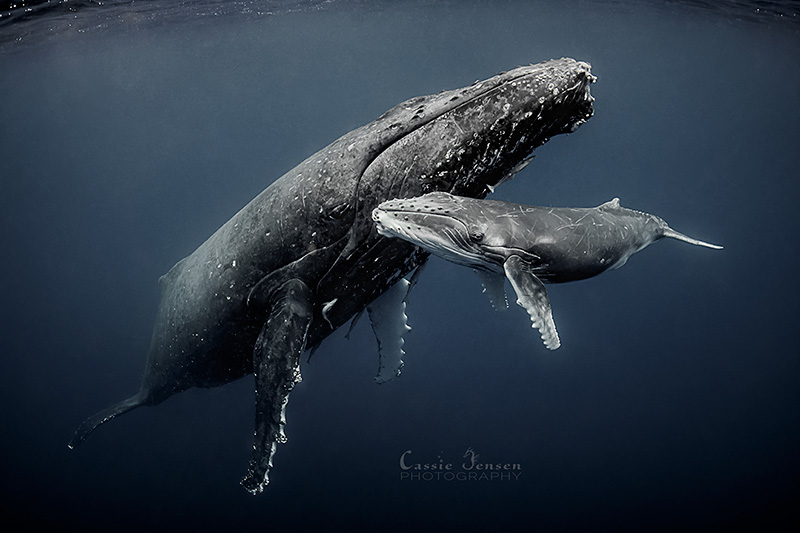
left=68, top=391, right=148, bottom=449
left=662, top=228, right=723, bottom=250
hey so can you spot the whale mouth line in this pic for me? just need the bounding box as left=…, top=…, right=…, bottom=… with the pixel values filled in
left=373, top=209, right=490, bottom=268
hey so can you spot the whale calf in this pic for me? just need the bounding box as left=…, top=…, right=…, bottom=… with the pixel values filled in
left=68, top=59, right=596, bottom=493
left=372, top=193, right=722, bottom=349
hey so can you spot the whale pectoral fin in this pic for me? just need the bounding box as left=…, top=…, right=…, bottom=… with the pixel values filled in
left=503, top=256, right=561, bottom=350
left=241, top=278, right=313, bottom=495
left=474, top=269, right=508, bottom=311
left=368, top=278, right=412, bottom=384
left=344, top=309, right=365, bottom=340
left=248, top=240, right=346, bottom=313
left=406, top=256, right=429, bottom=293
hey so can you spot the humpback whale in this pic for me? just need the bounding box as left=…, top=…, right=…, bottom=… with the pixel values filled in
left=68, top=58, right=596, bottom=493
left=372, top=193, right=722, bottom=349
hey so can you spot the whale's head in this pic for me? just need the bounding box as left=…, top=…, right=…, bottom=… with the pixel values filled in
left=359, top=58, right=596, bottom=201
left=372, top=192, right=509, bottom=271
left=318, top=59, right=596, bottom=330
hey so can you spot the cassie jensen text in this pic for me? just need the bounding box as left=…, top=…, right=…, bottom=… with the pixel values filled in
left=399, top=448, right=522, bottom=481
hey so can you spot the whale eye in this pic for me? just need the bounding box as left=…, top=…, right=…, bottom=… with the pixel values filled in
left=468, top=228, right=484, bottom=242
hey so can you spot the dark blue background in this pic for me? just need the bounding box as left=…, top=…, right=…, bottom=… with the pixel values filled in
left=1, top=1, right=798, bottom=530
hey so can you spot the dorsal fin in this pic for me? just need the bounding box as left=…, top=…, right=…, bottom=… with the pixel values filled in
left=598, top=197, right=621, bottom=210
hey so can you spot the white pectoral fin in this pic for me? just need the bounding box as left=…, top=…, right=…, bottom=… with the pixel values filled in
left=474, top=269, right=508, bottom=311
left=503, top=256, right=561, bottom=350
left=367, top=278, right=412, bottom=383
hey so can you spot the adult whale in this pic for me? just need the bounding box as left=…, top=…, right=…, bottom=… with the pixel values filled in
left=373, top=193, right=722, bottom=349
left=68, top=58, right=596, bottom=494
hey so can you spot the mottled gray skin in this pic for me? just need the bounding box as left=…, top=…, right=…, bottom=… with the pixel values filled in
left=373, top=193, right=722, bottom=349
left=68, top=58, right=596, bottom=493
left=373, top=193, right=722, bottom=281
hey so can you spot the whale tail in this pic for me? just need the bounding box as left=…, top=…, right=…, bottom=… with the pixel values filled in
left=663, top=227, right=723, bottom=250
left=67, top=390, right=149, bottom=449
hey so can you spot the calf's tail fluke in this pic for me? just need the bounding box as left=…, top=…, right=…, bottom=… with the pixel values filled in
left=663, top=228, right=723, bottom=250
left=68, top=391, right=148, bottom=449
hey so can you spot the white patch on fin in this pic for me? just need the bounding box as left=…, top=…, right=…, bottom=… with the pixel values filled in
left=474, top=269, right=508, bottom=311
left=322, top=299, right=338, bottom=329
left=503, top=256, right=561, bottom=350
left=367, top=279, right=411, bottom=383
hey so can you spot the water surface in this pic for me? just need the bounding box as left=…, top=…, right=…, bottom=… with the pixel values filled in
left=1, top=1, right=798, bottom=530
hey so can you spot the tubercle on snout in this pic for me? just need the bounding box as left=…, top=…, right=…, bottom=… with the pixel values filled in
left=375, top=194, right=459, bottom=217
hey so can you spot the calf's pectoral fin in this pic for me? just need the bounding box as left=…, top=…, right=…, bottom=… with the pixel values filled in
left=503, top=255, right=561, bottom=350
left=241, top=278, right=313, bottom=495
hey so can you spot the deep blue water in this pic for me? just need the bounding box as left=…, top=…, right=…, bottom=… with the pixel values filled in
left=1, top=1, right=798, bottom=530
